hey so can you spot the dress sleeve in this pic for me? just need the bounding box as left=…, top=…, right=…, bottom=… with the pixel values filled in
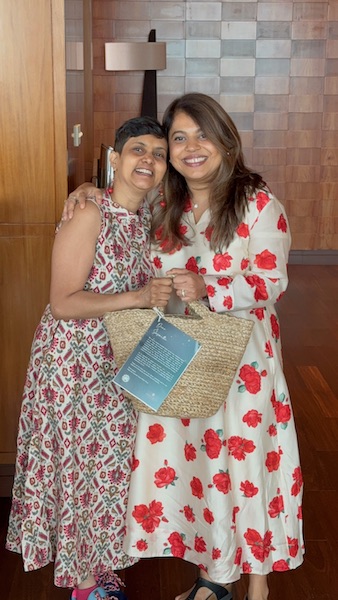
left=204, top=192, right=291, bottom=313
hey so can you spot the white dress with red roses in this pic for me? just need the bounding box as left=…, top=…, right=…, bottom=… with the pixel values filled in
left=123, top=188, right=304, bottom=582
left=6, top=196, right=154, bottom=587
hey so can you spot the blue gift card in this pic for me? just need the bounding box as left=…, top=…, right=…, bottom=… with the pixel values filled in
left=113, top=316, right=201, bottom=411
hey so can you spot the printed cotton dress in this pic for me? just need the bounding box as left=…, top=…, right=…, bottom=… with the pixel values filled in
left=124, top=189, right=304, bottom=582
left=6, top=196, right=153, bottom=587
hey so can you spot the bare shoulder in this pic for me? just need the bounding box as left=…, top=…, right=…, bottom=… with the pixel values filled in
left=57, top=198, right=101, bottom=238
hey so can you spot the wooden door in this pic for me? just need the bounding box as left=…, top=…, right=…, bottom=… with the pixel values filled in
left=0, top=0, right=67, bottom=476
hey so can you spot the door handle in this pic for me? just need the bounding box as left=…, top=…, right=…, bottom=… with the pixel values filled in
left=71, top=124, right=84, bottom=147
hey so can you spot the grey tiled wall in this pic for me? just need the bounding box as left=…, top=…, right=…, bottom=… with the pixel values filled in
left=93, top=0, right=338, bottom=250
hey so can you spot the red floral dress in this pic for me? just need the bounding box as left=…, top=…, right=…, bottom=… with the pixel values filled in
left=6, top=197, right=153, bottom=587
left=123, top=189, right=304, bottom=582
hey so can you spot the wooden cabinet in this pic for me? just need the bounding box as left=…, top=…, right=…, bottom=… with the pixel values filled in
left=0, top=0, right=67, bottom=482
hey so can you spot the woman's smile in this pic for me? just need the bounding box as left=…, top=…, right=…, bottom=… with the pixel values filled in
left=168, top=111, right=222, bottom=183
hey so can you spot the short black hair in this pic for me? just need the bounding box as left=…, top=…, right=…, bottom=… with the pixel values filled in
left=114, top=116, right=166, bottom=153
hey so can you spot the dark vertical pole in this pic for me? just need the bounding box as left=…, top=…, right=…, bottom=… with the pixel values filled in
left=140, top=29, right=157, bottom=119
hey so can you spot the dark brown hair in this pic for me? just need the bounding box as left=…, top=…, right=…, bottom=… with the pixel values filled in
left=151, top=93, right=264, bottom=251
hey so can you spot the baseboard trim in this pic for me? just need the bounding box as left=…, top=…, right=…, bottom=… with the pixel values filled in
left=289, top=250, right=338, bottom=265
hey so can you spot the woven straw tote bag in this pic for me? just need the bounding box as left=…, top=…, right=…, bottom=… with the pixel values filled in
left=104, top=301, right=253, bottom=418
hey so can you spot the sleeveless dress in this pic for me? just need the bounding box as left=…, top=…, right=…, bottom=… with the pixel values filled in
left=6, top=196, right=153, bottom=587
left=124, top=189, right=304, bottom=582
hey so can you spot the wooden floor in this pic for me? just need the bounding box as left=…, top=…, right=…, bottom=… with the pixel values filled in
left=1, top=265, right=338, bottom=600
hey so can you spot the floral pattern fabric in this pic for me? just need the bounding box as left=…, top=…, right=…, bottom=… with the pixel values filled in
left=123, top=189, right=304, bottom=582
left=6, top=197, right=153, bottom=587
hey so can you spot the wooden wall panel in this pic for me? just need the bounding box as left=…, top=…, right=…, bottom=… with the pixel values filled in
left=0, top=227, right=55, bottom=461
left=0, top=0, right=67, bottom=465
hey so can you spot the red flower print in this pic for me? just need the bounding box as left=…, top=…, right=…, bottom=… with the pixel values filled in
left=168, top=532, right=188, bottom=558
left=86, top=438, right=102, bottom=457
left=56, top=574, right=75, bottom=588
left=273, top=401, right=291, bottom=425
left=80, top=490, right=93, bottom=508
left=184, top=442, right=197, bottom=461
left=264, top=341, right=273, bottom=359
left=68, top=415, right=81, bottom=432
left=182, top=505, right=195, bottom=522
left=154, top=465, right=177, bottom=488
left=190, top=476, right=204, bottom=499
left=153, top=256, right=163, bottom=269
left=69, top=359, right=85, bottom=381
left=100, top=343, right=113, bottom=360
left=131, top=456, right=139, bottom=471
left=234, top=547, right=242, bottom=565
left=94, top=391, right=110, bottom=409
left=242, top=561, right=252, bottom=573
left=194, top=535, right=207, bottom=553
left=132, top=500, right=164, bottom=533
left=64, top=521, right=76, bottom=539
left=204, top=225, right=213, bottom=241
left=270, top=314, right=280, bottom=340
left=232, top=506, right=240, bottom=523
left=244, top=528, right=276, bottom=562
left=246, top=274, right=268, bottom=301
left=237, top=223, right=249, bottom=238
left=35, top=465, right=45, bottom=481
left=203, top=429, right=223, bottom=459
left=212, top=547, right=221, bottom=560
left=118, top=418, right=134, bottom=438
left=34, top=548, right=48, bottom=568
left=181, top=418, right=190, bottom=426
left=218, top=276, right=232, bottom=288
left=251, top=307, right=265, bottom=320
left=108, top=465, right=125, bottom=485
left=288, top=536, right=299, bottom=558
left=254, top=249, right=277, bottom=270
left=243, top=409, right=262, bottom=428
left=223, top=296, right=233, bottom=309
left=98, top=511, right=114, bottom=529
left=239, top=364, right=261, bottom=394
left=297, top=505, right=302, bottom=520
left=146, top=423, right=166, bottom=444
left=203, top=508, right=214, bottom=524
left=228, top=436, right=256, bottom=461
left=241, top=257, right=250, bottom=270
left=240, top=480, right=258, bottom=498
left=213, top=470, right=231, bottom=494
left=268, top=424, right=277, bottom=437
left=136, top=539, right=148, bottom=551
left=273, top=559, right=290, bottom=571
left=291, top=466, right=303, bottom=496
left=256, top=191, right=270, bottom=212
left=42, top=384, right=57, bottom=404
left=206, top=284, right=216, bottom=297
left=186, top=256, right=199, bottom=273
left=277, top=214, right=287, bottom=232
left=268, top=495, right=284, bottom=518
left=213, top=252, right=233, bottom=272
left=10, top=499, right=22, bottom=517
left=179, top=223, right=188, bottom=236
left=265, top=450, right=281, bottom=472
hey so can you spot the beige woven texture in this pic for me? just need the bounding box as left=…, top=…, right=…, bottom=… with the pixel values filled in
left=104, top=302, right=254, bottom=418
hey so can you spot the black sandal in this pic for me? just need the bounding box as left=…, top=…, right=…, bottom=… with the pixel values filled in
left=187, top=577, right=232, bottom=600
